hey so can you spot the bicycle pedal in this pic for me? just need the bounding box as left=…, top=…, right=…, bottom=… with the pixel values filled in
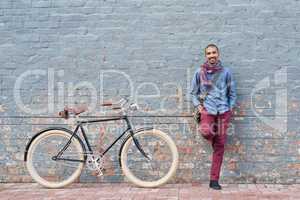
left=97, top=170, right=103, bottom=177
left=90, top=170, right=99, bottom=176
left=91, top=168, right=105, bottom=177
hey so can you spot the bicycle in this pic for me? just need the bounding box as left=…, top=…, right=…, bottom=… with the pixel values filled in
left=24, top=98, right=179, bottom=188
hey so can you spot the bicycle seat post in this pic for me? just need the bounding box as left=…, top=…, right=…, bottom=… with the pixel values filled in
left=67, top=112, right=77, bottom=126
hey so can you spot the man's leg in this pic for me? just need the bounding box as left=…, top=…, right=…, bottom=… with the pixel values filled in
left=210, top=110, right=232, bottom=181
left=198, top=108, right=217, bottom=142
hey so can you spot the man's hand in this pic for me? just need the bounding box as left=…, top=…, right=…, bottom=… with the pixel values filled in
left=198, top=105, right=204, bottom=113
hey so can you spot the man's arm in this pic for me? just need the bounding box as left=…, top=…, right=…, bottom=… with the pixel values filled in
left=190, top=70, right=201, bottom=108
left=227, top=69, right=237, bottom=110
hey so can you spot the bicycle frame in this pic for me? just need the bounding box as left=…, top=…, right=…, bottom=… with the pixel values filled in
left=53, top=115, right=150, bottom=163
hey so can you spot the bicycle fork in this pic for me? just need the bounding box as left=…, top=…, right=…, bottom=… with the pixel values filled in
left=131, top=135, right=151, bottom=160
left=125, top=116, right=151, bottom=160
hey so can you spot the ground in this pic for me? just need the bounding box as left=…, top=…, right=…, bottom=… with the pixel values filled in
left=0, top=183, right=299, bottom=200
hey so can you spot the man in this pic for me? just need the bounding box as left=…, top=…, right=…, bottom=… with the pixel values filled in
left=190, top=44, right=237, bottom=190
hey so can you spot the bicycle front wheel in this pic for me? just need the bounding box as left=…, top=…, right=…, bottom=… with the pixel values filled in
left=26, top=129, right=85, bottom=188
left=120, top=129, right=178, bottom=187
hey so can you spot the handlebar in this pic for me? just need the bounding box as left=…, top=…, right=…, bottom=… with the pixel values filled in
left=101, top=101, right=113, bottom=106
left=101, top=98, right=139, bottom=114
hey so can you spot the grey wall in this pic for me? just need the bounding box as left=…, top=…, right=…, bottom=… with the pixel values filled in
left=0, top=0, right=300, bottom=184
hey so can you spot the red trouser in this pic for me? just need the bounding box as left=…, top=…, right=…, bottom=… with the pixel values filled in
left=199, top=108, right=232, bottom=181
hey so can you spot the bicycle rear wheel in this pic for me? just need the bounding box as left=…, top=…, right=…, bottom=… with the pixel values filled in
left=120, top=129, right=178, bottom=187
left=26, top=130, right=85, bottom=188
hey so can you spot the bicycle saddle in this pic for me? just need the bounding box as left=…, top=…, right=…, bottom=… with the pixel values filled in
left=59, top=106, right=87, bottom=119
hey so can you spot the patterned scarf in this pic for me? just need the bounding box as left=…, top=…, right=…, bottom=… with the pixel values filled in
left=200, top=60, right=223, bottom=86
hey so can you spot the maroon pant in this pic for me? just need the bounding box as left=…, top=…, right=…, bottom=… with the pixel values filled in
left=198, top=108, right=232, bottom=181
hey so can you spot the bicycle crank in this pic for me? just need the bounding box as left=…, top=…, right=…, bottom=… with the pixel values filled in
left=86, top=154, right=104, bottom=176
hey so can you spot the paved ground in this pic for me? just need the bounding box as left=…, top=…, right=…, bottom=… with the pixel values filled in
left=0, top=183, right=299, bottom=200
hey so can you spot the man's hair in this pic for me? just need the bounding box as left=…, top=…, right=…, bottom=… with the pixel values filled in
left=204, top=44, right=219, bottom=54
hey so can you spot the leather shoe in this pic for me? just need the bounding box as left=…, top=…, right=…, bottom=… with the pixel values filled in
left=209, top=180, right=222, bottom=190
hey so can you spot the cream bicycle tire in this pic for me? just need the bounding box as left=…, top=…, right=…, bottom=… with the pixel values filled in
left=120, top=129, right=178, bottom=188
left=26, top=130, right=84, bottom=188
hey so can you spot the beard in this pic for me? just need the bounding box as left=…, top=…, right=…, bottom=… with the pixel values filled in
left=208, top=57, right=217, bottom=64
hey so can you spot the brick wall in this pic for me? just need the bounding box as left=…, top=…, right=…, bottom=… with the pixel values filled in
left=0, top=0, right=299, bottom=184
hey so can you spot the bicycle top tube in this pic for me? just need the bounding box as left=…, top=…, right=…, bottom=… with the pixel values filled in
left=78, top=115, right=127, bottom=124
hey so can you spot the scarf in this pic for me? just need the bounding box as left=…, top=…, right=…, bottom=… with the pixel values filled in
left=200, top=60, right=223, bottom=86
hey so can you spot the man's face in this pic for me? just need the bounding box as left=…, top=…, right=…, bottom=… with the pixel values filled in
left=205, top=46, right=219, bottom=65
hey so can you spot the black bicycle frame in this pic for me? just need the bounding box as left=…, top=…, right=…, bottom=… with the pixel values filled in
left=54, top=115, right=147, bottom=163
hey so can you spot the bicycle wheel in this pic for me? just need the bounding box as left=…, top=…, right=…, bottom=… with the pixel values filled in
left=120, top=129, right=178, bottom=187
left=26, top=130, right=85, bottom=188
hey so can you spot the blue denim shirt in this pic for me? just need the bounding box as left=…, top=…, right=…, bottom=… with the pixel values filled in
left=190, top=66, right=237, bottom=115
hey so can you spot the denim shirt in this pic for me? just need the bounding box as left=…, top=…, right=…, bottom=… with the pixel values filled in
left=190, top=66, right=237, bottom=115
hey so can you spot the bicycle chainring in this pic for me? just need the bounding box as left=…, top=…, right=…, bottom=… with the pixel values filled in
left=86, top=154, right=104, bottom=174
